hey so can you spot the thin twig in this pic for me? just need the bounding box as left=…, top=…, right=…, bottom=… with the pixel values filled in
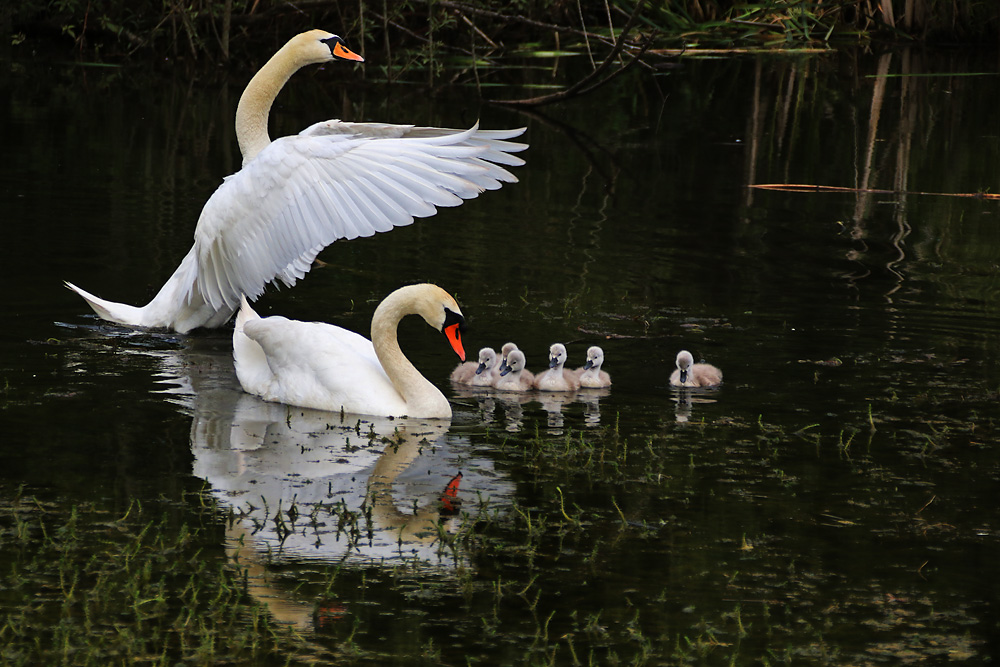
left=432, top=0, right=619, bottom=47
left=488, top=0, right=651, bottom=107
left=578, top=0, right=594, bottom=68
left=749, top=183, right=1000, bottom=199
left=458, top=12, right=499, bottom=49
left=508, top=106, right=620, bottom=192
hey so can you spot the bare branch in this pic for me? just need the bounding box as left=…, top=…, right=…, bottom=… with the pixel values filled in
left=487, top=0, right=652, bottom=107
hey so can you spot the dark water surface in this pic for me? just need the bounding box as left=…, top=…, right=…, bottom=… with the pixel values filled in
left=2, top=48, right=1000, bottom=664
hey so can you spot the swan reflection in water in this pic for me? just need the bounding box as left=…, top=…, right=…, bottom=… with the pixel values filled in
left=148, top=336, right=514, bottom=629
left=155, top=340, right=511, bottom=564
left=189, top=401, right=471, bottom=561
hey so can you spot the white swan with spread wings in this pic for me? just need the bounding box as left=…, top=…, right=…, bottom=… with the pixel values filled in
left=66, top=30, right=526, bottom=333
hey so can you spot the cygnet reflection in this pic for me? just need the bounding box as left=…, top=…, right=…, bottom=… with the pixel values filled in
left=452, top=377, right=610, bottom=434
left=671, top=387, right=719, bottom=423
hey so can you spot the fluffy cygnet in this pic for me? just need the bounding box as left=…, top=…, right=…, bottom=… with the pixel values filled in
left=533, top=343, right=580, bottom=392
left=451, top=347, right=500, bottom=386
left=493, top=349, right=535, bottom=392
left=575, top=345, right=611, bottom=388
left=669, top=350, right=722, bottom=388
left=498, top=342, right=519, bottom=374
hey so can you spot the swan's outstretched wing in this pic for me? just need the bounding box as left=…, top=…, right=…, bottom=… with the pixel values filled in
left=193, top=122, right=527, bottom=311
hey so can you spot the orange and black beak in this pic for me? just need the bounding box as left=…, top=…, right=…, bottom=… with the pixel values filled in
left=322, top=35, right=365, bottom=62
left=443, top=308, right=466, bottom=361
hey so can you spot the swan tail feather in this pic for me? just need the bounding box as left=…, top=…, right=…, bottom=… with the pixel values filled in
left=65, top=248, right=234, bottom=333
left=64, top=281, right=148, bottom=326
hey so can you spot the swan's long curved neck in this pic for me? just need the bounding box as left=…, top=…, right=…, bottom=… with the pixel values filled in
left=370, top=292, right=447, bottom=416
left=235, top=43, right=304, bottom=165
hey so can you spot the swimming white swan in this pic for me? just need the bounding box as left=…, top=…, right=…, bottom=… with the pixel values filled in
left=575, top=345, right=611, bottom=388
left=233, top=283, right=466, bottom=418
left=65, top=30, right=526, bottom=333
left=450, top=347, right=499, bottom=386
left=670, top=350, right=723, bottom=388
left=533, top=343, right=580, bottom=392
left=493, top=349, right=535, bottom=392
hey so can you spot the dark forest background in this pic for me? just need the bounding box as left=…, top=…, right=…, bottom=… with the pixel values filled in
left=4, top=0, right=999, bottom=70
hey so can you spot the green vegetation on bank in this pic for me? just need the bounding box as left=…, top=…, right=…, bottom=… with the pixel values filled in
left=5, top=0, right=999, bottom=67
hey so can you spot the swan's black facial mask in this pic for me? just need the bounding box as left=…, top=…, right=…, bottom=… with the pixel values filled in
left=322, top=35, right=364, bottom=62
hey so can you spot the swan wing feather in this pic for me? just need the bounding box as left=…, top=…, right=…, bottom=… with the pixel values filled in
left=192, top=122, right=527, bottom=311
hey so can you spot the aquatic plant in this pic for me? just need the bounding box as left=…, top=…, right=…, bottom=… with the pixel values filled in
left=0, top=489, right=317, bottom=665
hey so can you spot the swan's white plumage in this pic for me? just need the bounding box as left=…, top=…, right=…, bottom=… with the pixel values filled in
left=195, top=122, right=523, bottom=315
left=233, top=284, right=464, bottom=418
left=66, top=30, right=526, bottom=333
left=239, top=313, right=401, bottom=414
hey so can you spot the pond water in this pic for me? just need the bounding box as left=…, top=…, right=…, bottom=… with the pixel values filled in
left=2, top=46, right=1000, bottom=664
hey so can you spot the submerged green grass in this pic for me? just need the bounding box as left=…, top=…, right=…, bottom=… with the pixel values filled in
left=0, top=389, right=994, bottom=665
left=0, top=490, right=316, bottom=666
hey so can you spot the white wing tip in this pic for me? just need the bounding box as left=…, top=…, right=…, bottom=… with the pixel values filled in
left=473, top=126, right=528, bottom=142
